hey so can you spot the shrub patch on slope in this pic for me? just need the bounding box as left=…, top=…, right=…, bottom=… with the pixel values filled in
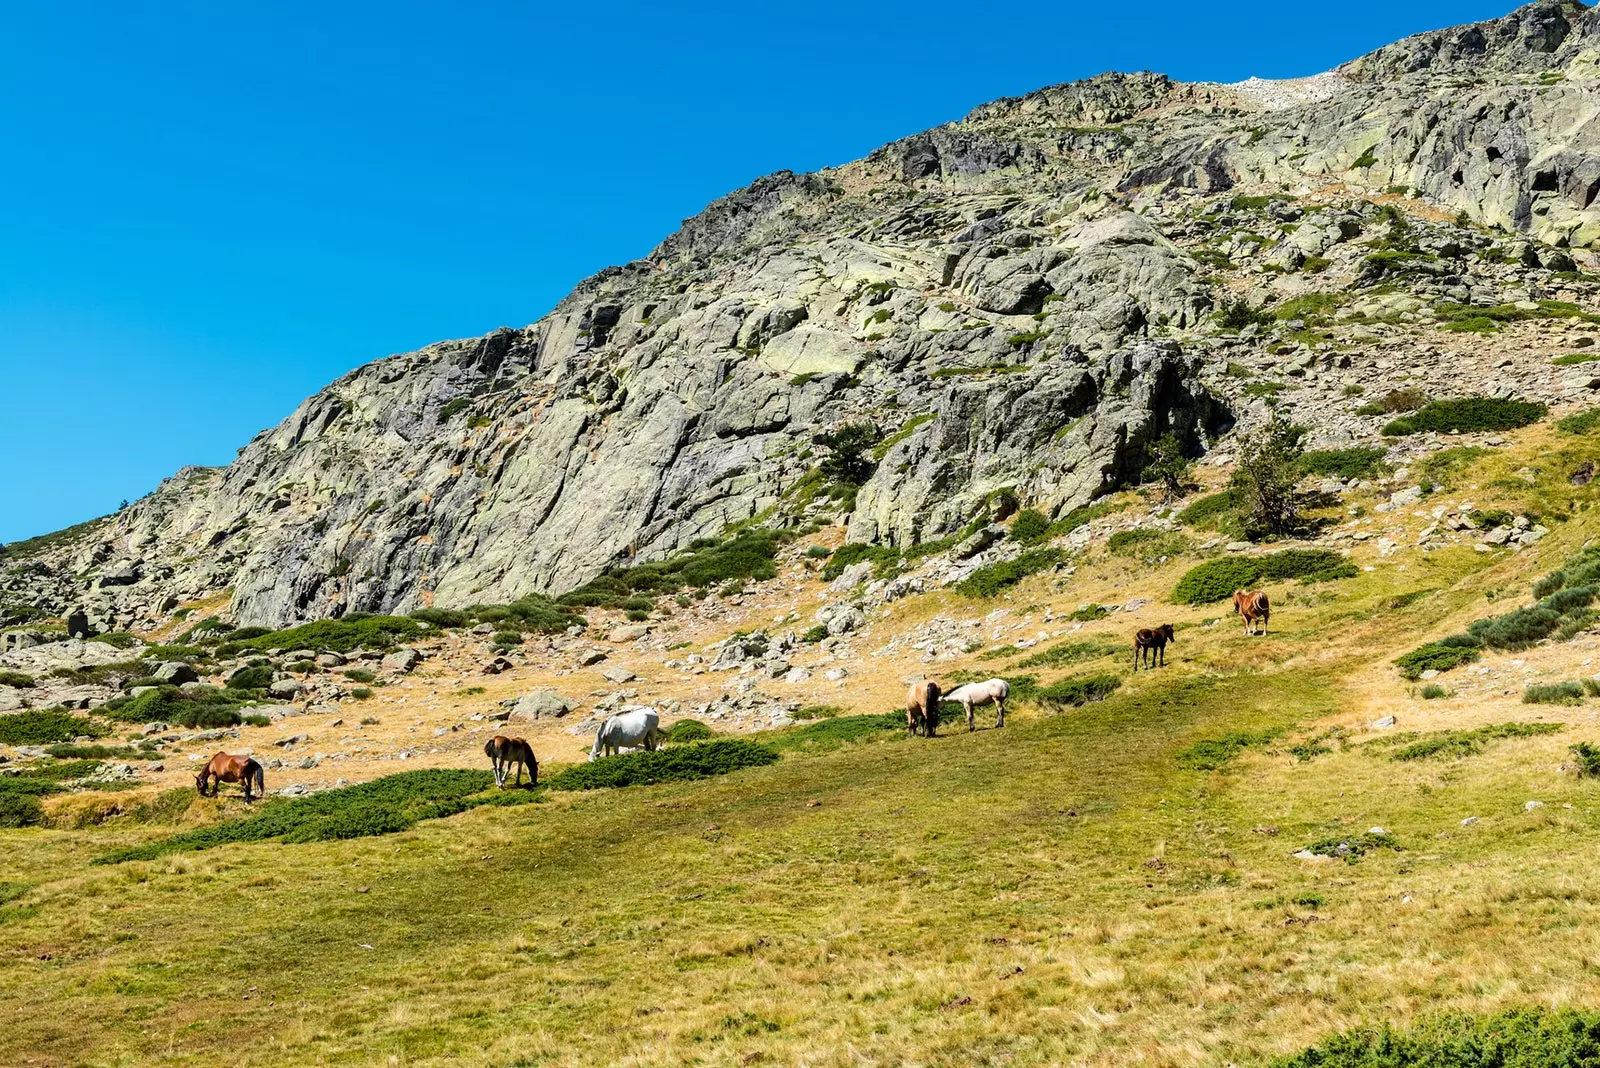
left=1172, top=550, right=1355, bottom=604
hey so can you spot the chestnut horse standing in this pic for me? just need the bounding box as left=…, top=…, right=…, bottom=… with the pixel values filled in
left=906, top=679, right=941, bottom=738
left=1132, top=623, right=1176, bottom=671
left=1233, top=589, right=1271, bottom=636
left=195, top=752, right=264, bottom=803
left=484, top=735, right=538, bottom=788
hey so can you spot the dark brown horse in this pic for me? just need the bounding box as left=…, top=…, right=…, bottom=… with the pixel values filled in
left=1133, top=623, right=1176, bottom=671
left=195, top=752, right=264, bottom=802
left=906, top=680, right=941, bottom=738
left=1233, top=589, right=1271, bottom=636
left=485, top=735, right=538, bottom=788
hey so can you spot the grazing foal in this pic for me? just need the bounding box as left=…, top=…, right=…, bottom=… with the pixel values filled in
left=905, top=680, right=941, bottom=738
left=1132, top=623, right=1176, bottom=671
left=1233, top=589, right=1271, bottom=636
left=484, top=735, right=538, bottom=788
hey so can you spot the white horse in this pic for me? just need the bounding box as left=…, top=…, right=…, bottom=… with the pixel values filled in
left=944, top=679, right=1009, bottom=731
left=590, top=708, right=663, bottom=761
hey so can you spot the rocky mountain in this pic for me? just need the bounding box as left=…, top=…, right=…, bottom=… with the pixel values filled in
left=9, top=0, right=1600, bottom=630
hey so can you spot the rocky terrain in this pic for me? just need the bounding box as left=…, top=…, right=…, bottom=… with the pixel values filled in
left=7, top=0, right=1600, bottom=641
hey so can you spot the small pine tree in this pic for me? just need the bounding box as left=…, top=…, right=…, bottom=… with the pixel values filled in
left=1231, top=416, right=1304, bottom=539
left=1144, top=432, right=1193, bottom=502
left=815, top=423, right=880, bottom=485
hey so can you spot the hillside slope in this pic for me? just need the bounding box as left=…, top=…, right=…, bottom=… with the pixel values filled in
left=6, top=407, right=1600, bottom=1064
left=10, top=1, right=1600, bottom=632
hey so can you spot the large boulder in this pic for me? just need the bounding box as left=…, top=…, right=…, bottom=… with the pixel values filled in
left=64, top=609, right=91, bottom=639
left=152, top=662, right=199, bottom=685
left=506, top=691, right=578, bottom=721
left=380, top=647, right=422, bottom=674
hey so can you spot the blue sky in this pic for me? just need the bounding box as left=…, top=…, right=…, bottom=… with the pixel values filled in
left=0, top=1, right=1514, bottom=542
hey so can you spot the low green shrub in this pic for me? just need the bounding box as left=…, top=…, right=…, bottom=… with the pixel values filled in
left=411, top=608, right=469, bottom=628
left=0, top=795, right=43, bottom=828
left=1419, top=684, right=1447, bottom=699
left=349, top=688, right=373, bottom=700
left=1172, top=549, right=1355, bottom=605
left=1016, top=641, right=1121, bottom=670
left=1105, top=528, right=1189, bottom=559
left=1570, top=742, right=1600, bottom=777
left=1177, top=729, right=1279, bottom=770
left=1356, top=387, right=1429, bottom=416
left=667, top=719, right=714, bottom=743
left=102, top=685, right=246, bottom=728
left=1557, top=407, right=1600, bottom=435
left=800, top=625, right=829, bottom=643
left=0, top=670, right=35, bottom=688
left=769, top=713, right=905, bottom=751
left=956, top=549, right=1062, bottom=598
left=1386, top=721, right=1564, bottom=760
left=344, top=668, right=376, bottom=684
left=1297, top=447, right=1388, bottom=480
left=1524, top=681, right=1585, bottom=706
left=89, top=632, right=140, bottom=650
left=95, top=769, right=508, bottom=864
left=820, top=542, right=901, bottom=582
left=1272, top=1007, right=1600, bottom=1067
left=1067, top=604, right=1110, bottom=622
left=792, top=705, right=843, bottom=720
left=1395, top=637, right=1481, bottom=679
left=227, top=665, right=274, bottom=690
left=0, top=709, right=108, bottom=745
left=1303, top=830, right=1397, bottom=862
left=1035, top=674, right=1121, bottom=707
left=1382, top=396, right=1547, bottom=436
left=1009, top=509, right=1052, bottom=544
left=140, top=644, right=207, bottom=662
left=1469, top=590, right=1597, bottom=650
left=559, top=529, right=789, bottom=608
left=492, top=630, right=523, bottom=646
left=1176, top=489, right=1241, bottom=530
left=218, top=615, right=423, bottom=655
left=44, top=743, right=162, bottom=761
left=544, top=740, right=778, bottom=791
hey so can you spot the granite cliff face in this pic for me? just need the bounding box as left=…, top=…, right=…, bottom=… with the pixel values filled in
left=12, top=0, right=1600, bottom=630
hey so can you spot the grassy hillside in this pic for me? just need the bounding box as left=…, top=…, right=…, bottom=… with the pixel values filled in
left=9, top=419, right=1600, bottom=1064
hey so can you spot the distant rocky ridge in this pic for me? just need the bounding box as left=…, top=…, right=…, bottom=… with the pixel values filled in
left=9, top=0, right=1600, bottom=631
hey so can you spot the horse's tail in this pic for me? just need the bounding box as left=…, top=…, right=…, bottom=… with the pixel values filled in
left=253, top=760, right=265, bottom=796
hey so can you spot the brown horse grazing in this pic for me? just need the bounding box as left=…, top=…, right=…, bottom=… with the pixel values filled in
left=1133, top=623, right=1176, bottom=671
left=485, top=735, right=538, bottom=788
left=906, top=679, right=941, bottom=738
left=195, top=752, right=264, bottom=803
left=1233, top=589, right=1271, bottom=636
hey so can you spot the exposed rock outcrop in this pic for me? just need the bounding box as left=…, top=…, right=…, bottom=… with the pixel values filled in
left=9, top=1, right=1600, bottom=630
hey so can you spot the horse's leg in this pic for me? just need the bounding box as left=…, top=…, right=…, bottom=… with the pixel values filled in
left=966, top=700, right=975, bottom=733
left=995, top=697, right=1005, bottom=729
